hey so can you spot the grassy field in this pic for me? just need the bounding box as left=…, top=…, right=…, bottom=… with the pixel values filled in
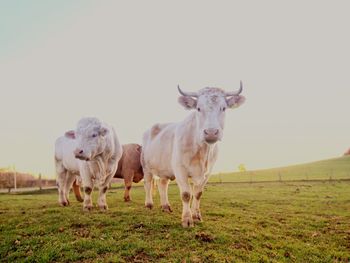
left=211, top=156, right=350, bottom=183
left=0, top=180, right=349, bottom=262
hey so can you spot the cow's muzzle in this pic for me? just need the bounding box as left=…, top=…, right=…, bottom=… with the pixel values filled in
left=204, top=129, right=219, bottom=144
left=75, top=155, right=90, bottom=161
left=74, top=149, right=90, bottom=161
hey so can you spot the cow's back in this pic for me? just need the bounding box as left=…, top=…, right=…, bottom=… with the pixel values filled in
left=55, top=136, right=80, bottom=172
left=142, top=123, right=176, bottom=176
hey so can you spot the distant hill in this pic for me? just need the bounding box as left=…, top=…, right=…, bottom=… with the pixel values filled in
left=211, top=156, right=350, bottom=183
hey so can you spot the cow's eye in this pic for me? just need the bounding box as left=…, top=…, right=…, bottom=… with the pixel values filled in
left=92, top=134, right=98, bottom=138
left=197, top=108, right=201, bottom=112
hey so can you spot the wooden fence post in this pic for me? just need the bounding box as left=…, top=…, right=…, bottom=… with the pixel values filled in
left=14, top=171, right=17, bottom=190
left=39, top=174, right=42, bottom=191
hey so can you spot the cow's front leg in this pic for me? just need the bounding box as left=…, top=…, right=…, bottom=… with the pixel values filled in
left=81, top=165, right=94, bottom=211
left=175, top=172, right=193, bottom=228
left=191, top=184, right=205, bottom=222
left=98, top=160, right=118, bottom=210
left=191, top=173, right=210, bottom=223
left=143, top=170, right=154, bottom=209
left=158, top=177, right=172, bottom=212
left=97, top=184, right=108, bottom=210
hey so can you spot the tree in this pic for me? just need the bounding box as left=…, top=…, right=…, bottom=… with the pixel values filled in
left=238, top=164, right=246, bottom=172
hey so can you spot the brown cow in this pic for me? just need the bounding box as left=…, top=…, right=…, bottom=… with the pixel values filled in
left=344, top=148, right=350, bottom=156
left=114, top=143, right=144, bottom=201
left=73, top=143, right=144, bottom=202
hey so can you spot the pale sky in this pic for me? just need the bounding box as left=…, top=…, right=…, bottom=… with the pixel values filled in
left=0, top=1, right=349, bottom=178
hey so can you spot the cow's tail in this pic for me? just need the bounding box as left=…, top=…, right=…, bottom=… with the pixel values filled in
left=73, top=180, right=83, bottom=202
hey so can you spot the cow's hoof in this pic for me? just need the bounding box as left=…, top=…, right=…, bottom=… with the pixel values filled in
left=60, top=201, right=68, bottom=207
left=124, top=196, right=131, bottom=202
left=145, top=203, right=153, bottom=209
left=182, top=217, right=194, bottom=228
left=192, top=213, right=203, bottom=222
left=181, top=214, right=194, bottom=228
left=83, top=205, right=93, bottom=212
left=161, top=204, right=173, bottom=213
left=99, top=204, right=108, bottom=211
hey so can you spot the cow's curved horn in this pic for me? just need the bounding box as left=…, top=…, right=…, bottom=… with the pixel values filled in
left=177, top=85, right=198, bottom=97
left=225, top=81, right=243, bottom=97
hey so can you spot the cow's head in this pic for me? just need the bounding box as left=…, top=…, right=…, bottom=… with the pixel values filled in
left=68, top=117, right=109, bottom=161
left=178, top=82, right=245, bottom=144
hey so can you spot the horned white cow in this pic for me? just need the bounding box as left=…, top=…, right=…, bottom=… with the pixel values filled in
left=55, top=117, right=123, bottom=211
left=141, top=83, right=245, bottom=227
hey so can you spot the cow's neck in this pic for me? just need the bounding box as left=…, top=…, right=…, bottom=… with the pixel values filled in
left=184, top=112, right=216, bottom=173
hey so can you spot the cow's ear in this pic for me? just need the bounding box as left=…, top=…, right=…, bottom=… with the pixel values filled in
left=99, top=127, right=109, bottom=137
left=178, top=96, right=197, bottom=110
left=227, top=95, right=246, bottom=109
left=65, top=130, right=76, bottom=139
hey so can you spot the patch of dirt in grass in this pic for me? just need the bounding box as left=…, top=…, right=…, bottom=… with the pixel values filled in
left=230, top=201, right=249, bottom=208
left=256, top=220, right=268, bottom=228
left=264, top=243, right=273, bottom=250
left=74, top=228, right=90, bottom=238
left=71, top=224, right=90, bottom=238
left=276, top=218, right=287, bottom=224
left=131, top=223, right=145, bottom=229
left=125, top=251, right=151, bottom=263
left=284, top=251, right=295, bottom=260
left=232, top=241, right=253, bottom=251
left=206, top=212, right=225, bottom=217
left=195, top=232, right=214, bottom=242
left=70, top=222, right=87, bottom=228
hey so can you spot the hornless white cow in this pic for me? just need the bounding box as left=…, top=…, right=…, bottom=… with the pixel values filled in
left=141, top=83, right=245, bottom=227
left=55, top=117, right=123, bottom=211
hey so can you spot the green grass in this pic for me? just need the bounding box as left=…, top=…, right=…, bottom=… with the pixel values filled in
left=0, top=181, right=349, bottom=262
left=211, top=156, right=350, bottom=183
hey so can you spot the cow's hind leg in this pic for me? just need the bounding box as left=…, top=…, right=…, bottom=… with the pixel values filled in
left=55, top=158, right=69, bottom=206
left=144, top=170, right=154, bottom=209
left=123, top=170, right=133, bottom=202
left=158, top=177, right=172, bottom=212
left=57, top=171, right=69, bottom=206
left=73, top=177, right=83, bottom=202
left=63, top=172, right=77, bottom=205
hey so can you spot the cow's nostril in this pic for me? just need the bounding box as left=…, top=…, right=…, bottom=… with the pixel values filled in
left=79, top=150, right=83, bottom=154
left=204, top=129, right=219, bottom=136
